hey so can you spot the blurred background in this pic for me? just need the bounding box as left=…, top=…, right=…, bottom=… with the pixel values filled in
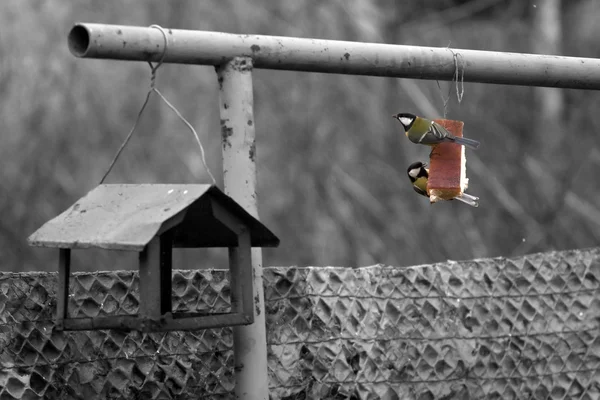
left=2, top=0, right=600, bottom=272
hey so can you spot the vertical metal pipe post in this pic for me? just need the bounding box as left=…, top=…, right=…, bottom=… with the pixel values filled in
left=216, top=57, right=269, bottom=400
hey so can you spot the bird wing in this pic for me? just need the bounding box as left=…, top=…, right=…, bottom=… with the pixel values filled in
left=428, top=121, right=452, bottom=141
left=412, top=185, right=428, bottom=197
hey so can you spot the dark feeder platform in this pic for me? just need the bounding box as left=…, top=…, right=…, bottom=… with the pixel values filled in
left=28, top=184, right=279, bottom=332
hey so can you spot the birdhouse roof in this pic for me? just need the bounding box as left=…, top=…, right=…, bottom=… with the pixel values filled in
left=28, top=184, right=279, bottom=251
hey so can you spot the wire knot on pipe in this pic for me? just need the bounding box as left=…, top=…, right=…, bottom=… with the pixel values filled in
left=148, top=25, right=168, bottom=89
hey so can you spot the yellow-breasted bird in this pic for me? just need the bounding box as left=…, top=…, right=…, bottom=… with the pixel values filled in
left=407, top=161, right=479, bottom=207
left=393, top=113, right=480, bottom=150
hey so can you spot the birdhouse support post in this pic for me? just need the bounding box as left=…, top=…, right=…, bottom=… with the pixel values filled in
left=217, top=57, right=270, bottom=400
left=56, top=249, right=71, bottom=330
left=211, top=199, right=254, bottom=323
left=229, top=230, right=253, bottom=321
left=138, top=232, right=173, bottom=330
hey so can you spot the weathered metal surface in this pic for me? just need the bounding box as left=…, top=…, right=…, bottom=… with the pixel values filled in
left=27, top=184, right=279, bottom=251
left=1, top=248, right=599, bottom=399
left=67, top=23, right=600, bottom=90
left=217, top=58, right=270, bottom=399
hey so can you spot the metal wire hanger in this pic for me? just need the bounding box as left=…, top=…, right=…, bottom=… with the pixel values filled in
left=99, top=24, right=216, bottom=185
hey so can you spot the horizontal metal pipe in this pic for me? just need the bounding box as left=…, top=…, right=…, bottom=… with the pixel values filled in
left=69, top=22, right=600, bottom=90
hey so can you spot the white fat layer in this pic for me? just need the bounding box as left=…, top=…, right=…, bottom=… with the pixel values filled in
left=460, top=144, right=466, bottom=193
left=399, top=117, right=413, bottom=126
left=429, top=194, right=441, bottom=203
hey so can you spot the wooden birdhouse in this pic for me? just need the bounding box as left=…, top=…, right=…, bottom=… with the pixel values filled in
left=27, top=184, right=279, bottom=332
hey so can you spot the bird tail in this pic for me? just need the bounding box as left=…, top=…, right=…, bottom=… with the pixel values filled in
left=454, top=192, right=479, bottom=207
left=452, top=136, right=480, bottom=150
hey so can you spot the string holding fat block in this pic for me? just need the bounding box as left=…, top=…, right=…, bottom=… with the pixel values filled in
left=427, top=119, right=479, bottom=207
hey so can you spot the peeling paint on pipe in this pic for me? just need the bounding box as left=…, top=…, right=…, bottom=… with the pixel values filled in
left=69, top=22, right=600, bottom=89
left=217, top=58, right=269, bottom=400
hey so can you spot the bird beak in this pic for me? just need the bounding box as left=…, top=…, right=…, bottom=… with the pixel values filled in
left=392, top=115, right=398, bottom=120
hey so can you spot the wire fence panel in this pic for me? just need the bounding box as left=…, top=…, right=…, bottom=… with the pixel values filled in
left=1, top=248, right=599, bottom=399
left=264, top=252, right=600, bottom=399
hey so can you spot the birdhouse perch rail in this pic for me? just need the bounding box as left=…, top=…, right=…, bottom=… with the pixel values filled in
left=68, top=22, right=600, bottom=90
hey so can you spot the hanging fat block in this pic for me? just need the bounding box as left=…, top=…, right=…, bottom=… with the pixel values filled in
left=427, top=119, right=472, bottom=204
left=28, top=184, right=279, bottom=332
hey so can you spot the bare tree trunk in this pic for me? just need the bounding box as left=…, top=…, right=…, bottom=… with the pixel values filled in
left=531, top=0, right=564, bottom=206
left=533, top=0, right=563, bottom=124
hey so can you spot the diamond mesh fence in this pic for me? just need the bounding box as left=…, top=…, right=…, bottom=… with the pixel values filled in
left=0, top=248, right=599, bottom=399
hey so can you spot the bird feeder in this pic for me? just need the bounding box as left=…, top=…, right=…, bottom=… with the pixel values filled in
left=427, top=119, right=476, bottom=205
left=27, top=184, right=279, bottom=332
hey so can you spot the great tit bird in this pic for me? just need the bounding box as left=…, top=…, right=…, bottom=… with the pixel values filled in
left=393, top=113, right=480, bottom=150
left=407, top=161, right=479, bottom=207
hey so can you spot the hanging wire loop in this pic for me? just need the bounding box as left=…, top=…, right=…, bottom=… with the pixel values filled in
left=100, top=24, right=216, bottom=185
